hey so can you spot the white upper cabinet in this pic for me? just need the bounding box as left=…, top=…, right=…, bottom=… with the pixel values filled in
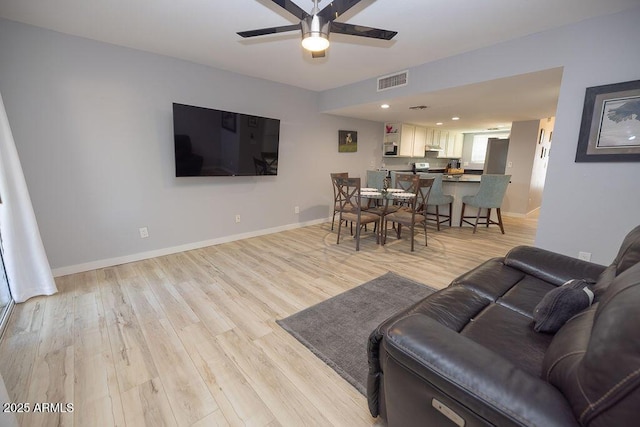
left=384, top=123, right=462, bottom=158
left=438, top=132, right=463, bottom=158
left=398, top=124, right=416, bottom=156
left=412, top=126, right=427, bottom=157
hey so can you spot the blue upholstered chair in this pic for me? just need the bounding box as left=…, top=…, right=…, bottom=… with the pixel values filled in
left=459, top=174, right=511, bottom=234
left=366, top=170, right=387, bottom=190
left=419, top=173, right=454, bottom=230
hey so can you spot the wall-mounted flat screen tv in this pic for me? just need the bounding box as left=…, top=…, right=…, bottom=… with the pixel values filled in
left=173, top=103, right=280, bottom=176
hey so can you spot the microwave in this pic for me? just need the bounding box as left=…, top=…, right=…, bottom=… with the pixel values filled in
left=384, top=143, right=398, bottom=155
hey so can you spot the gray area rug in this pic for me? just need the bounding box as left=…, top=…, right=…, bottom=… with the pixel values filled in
left=277, top=271, right=436, bottom=395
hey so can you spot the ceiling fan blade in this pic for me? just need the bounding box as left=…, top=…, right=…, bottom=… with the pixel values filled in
left=330, top=22, right=397, bottom=40
left=311, top=50, right=326, bottom=58
left=237, top=24, right=300, bottom=38
left=270, top=0, right=309, bottom=20
left=318, top=0, right=363, bottom=21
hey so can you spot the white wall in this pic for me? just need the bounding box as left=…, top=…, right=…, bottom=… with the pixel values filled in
left=0, top=19, right=382, bottom=274
left=503, top=120, right=538, bottom=216
left=529, top=117, right=555, bottom=213
left=320, top=7, right=640, bottom=264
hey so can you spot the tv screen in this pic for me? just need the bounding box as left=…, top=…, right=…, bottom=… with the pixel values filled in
left=173, top=103, right=280, bottom=176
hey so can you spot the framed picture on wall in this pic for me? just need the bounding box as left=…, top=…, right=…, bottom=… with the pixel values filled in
left=338, top=130, right=358, bottom=153
left=575, top=79, right=640, bottom=162
left=221, top=112, right=236, bottom=132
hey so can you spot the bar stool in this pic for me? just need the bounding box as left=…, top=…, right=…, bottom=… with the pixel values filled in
left=419, top=173, right=454, bottom=230
left=459, top=174, right=511, bottom=234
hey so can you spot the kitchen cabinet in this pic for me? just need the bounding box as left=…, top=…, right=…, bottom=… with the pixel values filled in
left=412, top=126, right=427, bottom=156
left=384, top=123, right=459, bottom=157
left=384, top=123, right=427, bottom=157
left=398, top=124, right=416, bottom=156
left=438, top=132, right=463, bottom=158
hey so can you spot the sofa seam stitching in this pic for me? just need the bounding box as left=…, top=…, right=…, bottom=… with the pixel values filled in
left=544, top=350, right=585, bottom=380
left=578, top=367, right=640, bottom=423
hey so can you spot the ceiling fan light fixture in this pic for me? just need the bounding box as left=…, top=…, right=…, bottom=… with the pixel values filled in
left=301, top=14, right=330, bottom=52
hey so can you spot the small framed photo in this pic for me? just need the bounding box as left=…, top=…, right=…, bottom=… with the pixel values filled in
left=575, top=79, right=640, bottom=162
left=221, top=112, right=236, bottom=132
left=338, top=130, right=357, bottom=153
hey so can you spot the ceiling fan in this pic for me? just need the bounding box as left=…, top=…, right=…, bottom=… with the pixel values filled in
left=237, top=0, right=398, bottom=58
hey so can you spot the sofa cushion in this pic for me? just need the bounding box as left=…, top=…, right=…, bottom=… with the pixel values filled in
left=499, top=275, right=556, bottom=317
left=450, top=258, right=526, bottom=299
left=400, top=285, right=491, bottom=332
left=461, top=303, right=553, bottom=376
left=504, top=246, right=606, bottom=287
left=533, top=279, right=595, bottom=333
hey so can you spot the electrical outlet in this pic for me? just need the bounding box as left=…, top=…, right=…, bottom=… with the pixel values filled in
left=508, top=161, right=513, bottom=168
left=294, top=206, right=300, bottom=214
left=235, top=214, right=241, bottom=223
left=139, top=227, right=149, bottom=238
left=578, top=251, right=592, bottom=261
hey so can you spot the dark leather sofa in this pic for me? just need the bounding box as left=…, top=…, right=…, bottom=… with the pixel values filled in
left=368, top=225, right=640, bottom=427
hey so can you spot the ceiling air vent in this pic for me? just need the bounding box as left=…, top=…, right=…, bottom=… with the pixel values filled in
left=377, top=70, right=408, bottom=92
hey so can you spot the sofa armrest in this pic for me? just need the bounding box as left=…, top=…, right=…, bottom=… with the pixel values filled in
left=384, top=314, right=578, bottom=427
left=504, top=246, right=606, bottom=286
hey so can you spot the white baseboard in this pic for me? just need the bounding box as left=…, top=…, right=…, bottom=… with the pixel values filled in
left=51, top=218, right=330, bottom=277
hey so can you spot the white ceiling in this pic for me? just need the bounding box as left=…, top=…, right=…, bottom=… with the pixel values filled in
left=1, top=0, right=637, bottom=131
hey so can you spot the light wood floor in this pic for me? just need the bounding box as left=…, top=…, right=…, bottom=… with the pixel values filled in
left=0, top=217, right=537, bottom=427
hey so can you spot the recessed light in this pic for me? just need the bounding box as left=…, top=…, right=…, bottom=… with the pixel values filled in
left=451, top=117, right=460, bottom=121
left=630, top=135, right=637, bottom=141
left=380, top=104, right=390, bottom=109
left=436, top=122, right=443, bottom=126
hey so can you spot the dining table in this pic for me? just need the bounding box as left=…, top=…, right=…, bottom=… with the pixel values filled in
left=360, top=187, right=416, bottom=245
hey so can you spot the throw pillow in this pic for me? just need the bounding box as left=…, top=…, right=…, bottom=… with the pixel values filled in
left=533, top=279, right=595, bottom=333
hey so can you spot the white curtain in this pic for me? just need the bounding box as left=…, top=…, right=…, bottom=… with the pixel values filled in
left=0, top=91, right=57, bottom=302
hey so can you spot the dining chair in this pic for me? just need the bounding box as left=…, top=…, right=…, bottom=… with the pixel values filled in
left=419, top=173, right=454, bottom=230
left=330, top=172, right=349, bottom=230
left=336, top=177, right=381, bottom=251
left=383, top=176, right=434, bottom=251
left=459, top=174, right=511, bottom=234
left=366, top=172, right=416, bottom=220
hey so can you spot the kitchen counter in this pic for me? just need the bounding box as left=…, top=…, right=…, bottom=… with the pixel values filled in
left=442, top=174, right=482, bottom=183
left=440, top=175, right=483, bottom=227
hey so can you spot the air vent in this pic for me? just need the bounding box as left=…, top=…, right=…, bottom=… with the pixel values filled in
left=377, top=70, right=408, bottom=91
left=409, top=105, right=428, bottom=110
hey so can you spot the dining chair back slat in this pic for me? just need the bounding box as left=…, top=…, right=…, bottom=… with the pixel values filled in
left=330, top=172, right=349, bottom=230
left=335, top=177, right=380, bottom=251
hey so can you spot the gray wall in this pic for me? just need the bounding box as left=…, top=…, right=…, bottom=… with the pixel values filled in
left=320, top=7, right=640, bottom=264
left=0, top=19, right=382, bottom=273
